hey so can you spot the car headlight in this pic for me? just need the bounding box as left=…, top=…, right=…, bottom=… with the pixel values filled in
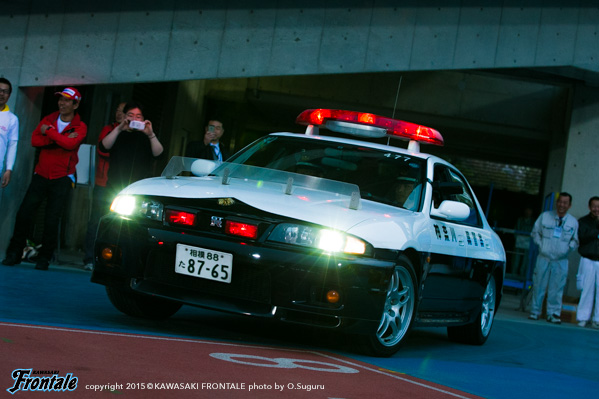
left=110, top=195, right=164, bottom=221
left=268, top=223, right=367, bottom=255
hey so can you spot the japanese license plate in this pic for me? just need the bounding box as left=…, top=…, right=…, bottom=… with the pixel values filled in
left=175, top=244, right=233, bottom=283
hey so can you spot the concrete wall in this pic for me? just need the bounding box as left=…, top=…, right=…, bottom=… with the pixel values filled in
left=562, top=84, right=599, bottom=298
left=2, top=2, right=598, bottom=88
left=563, top=84, right=599, bottom=218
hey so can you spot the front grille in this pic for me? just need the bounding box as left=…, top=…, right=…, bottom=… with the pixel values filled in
left=144, top=250, right=271, bottom=304
left=157, top=197, right=278, bottom=240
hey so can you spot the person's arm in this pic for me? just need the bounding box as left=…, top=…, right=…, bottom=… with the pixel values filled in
left=1, top=140, right=17, bottom=187
left=570, top=220, right=580, bottom=251
left=578, top=217, right=599, bottom=246
left=101, top=119, right=130, bottom=151
left=1, top=170, right=11, bottom=187
left=45, top=124, right=87, bottom=150
left=97, top=124, right=113, bottom=158
left=4, top=114, right=18, bottom=169
left=4, top=139, right=17, bottom=171
left=142, top=120, right=163, bottom=157
left=203, top=130, right=213, bottom=146
left=531, top=214, right=543, bottom=247
left=31, top=120, right=54, bottom=147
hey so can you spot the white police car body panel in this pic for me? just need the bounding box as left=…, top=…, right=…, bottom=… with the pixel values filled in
left=120, top=174, right=381, bottom=238
left=121, top=172, right=477, bottom=256
left=119, top=161, right=435, bottom=251
left=93, top=109, right=505, bottom=357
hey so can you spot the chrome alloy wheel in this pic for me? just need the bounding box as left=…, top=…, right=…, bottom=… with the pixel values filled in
left=376, top=266, right=415, bottom=347
left=480, top=276, right=496, bottom=337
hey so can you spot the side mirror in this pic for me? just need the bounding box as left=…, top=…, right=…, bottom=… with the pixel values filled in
left=430, top=200, right=470, bottom=221
left=191, top=159, right=218, bottom=176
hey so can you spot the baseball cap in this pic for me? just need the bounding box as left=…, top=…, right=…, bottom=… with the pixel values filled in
left=55, top=87, right=82, bottom=101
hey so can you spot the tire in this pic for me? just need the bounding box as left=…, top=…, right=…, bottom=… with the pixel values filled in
left=106, top=286, right=182, bottom=319
left=360, top=256, right=416, bottom=357
left=447, top=275, right=497, bottom=345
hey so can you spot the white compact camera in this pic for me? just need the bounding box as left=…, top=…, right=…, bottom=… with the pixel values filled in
left=129, top=120, right=145, bottom=130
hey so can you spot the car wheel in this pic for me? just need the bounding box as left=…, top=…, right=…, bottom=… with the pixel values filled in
left=360, top=256, right=416, bottom=357
left=447, top=275, right=496, bottom=345
left=106, top=286, right=182, bottom=319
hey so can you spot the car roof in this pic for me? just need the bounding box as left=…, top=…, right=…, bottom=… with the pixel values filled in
left=269, top=132, right=447, bottom=164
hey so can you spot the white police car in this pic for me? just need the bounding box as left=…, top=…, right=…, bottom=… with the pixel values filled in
left=91, top=109, right=506, bottom=356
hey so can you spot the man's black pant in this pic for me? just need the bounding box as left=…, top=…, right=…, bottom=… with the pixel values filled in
left=6, top=174, right=72, bottom=261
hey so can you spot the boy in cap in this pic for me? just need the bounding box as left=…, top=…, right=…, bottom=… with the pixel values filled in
left=2, top=87, right=87, bottom=270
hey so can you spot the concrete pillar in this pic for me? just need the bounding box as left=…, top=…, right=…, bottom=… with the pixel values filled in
left=170, top=80, right=207, bottom=158
left=562, top=84, right=599, bottom=298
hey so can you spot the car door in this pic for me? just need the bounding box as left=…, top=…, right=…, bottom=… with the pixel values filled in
left=421, top=163, right=485, bottom=311
left=434, top=164, right=494, bottom=302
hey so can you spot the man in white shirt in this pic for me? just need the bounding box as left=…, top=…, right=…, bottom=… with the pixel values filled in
left=0, top=77, right=19, bottom=188
left=528, top=192, right=579, bottom=324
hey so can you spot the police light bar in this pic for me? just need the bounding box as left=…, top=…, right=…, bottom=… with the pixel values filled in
left=295, top=109, right=444, bottom=146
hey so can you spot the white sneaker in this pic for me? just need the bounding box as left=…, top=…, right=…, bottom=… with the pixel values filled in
left=84, top=263, right=94, bottom=271
left=592, top=322, right=599, bottom=329
left=528, top=313, right=538, bottom=320
left=547, top=314, right=561, bottom=324
left=578, top=320, right=587, bottom=327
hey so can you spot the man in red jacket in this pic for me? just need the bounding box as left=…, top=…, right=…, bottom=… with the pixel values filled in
left=2, top=87, right=87, bottom=270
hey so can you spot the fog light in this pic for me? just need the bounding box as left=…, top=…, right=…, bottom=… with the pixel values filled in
left=326, top=290, right=340, bottom=304
left=101, top=247, right=113, bottom=260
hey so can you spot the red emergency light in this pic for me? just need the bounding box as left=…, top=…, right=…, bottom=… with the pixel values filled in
left=295, top=109, right=444, bottom=146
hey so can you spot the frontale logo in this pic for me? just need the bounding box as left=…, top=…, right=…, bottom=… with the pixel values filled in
left=217, top=198, right=235, bottom=206
left=210, top=216, right=223, bottom=228
left=7, top=369, right=78, bottom=394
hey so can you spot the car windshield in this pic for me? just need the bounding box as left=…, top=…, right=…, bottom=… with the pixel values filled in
left=227, top=135, right=426, bottom=211
left=162, top=135, right=425, bottom=211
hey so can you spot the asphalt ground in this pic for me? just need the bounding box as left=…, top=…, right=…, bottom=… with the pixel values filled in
left=1, top=255, right=598, bottom=398
left=1, top=322, right=484, bottom=399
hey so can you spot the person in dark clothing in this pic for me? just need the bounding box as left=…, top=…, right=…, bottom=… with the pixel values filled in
left=82, top=102, right=126, bottom=270
left=98, top=101, right=164, bottom=202
left=576, top=196, right=599, bottom=328
left=2, top=87, right=87, bottom=270
left=185, top=119, right=228, bottom=162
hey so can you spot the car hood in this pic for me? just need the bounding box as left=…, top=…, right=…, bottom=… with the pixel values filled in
left=119, top=170, right=423, bottom=249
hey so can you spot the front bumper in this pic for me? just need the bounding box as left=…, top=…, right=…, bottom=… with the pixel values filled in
left=91, top=214, right=397, bottom=334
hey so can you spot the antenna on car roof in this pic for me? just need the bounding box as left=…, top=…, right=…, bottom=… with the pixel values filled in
left=389, top=76, right=403, bottom=146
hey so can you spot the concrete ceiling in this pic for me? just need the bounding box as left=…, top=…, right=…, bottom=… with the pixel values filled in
left=217, top=68, right=575, bottom=169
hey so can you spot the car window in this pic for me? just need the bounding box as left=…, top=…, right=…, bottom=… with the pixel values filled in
left=227, top=135, right=426, bottom=210
left=432, top=164, right=482, bottom=227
